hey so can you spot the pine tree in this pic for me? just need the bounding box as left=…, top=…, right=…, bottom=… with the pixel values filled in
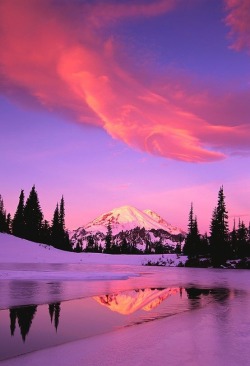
left=0, top=194, right=8, bottom=233
left=75, top=240, right=83, bottom=252
left=59, top=196, right=65, bottom=230
left=6, top=213, right=12, bottom=234
left=105, top=224, right=112, bottom=253
left=51, top=203, right=60, bottom=248
left=183, top=203, right=201, bottom=258
left=237, top=219, right=248, bottom=258
left=23, top=186, right=43, bottom=242
left=51, top=199, right=71, bottom=251
left=230, top=219, right=238, bottom=258
left=86, top=235, right=95, bottom=252
left=40, top=220, right=51, bottom=244
left=12, top=190, right=25, bottom=238
left=210, top=186, right=229, bottom=266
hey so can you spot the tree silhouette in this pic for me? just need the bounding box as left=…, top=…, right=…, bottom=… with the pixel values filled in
left=183, top=203, right=201, bottom=258
left=51, top=198, right=71, bottom=251
left=0, top=194, right=8, bottom=233
left=105, top=224, right=112, bottom=253
left=9, top=305, right=37, bottom=342
left=210, top=186, right=229, bottom=266
left=9, top=308, right=17, bottom=336
left=48, top=302, right=61, bottom=331
left=23, top=186, right=43, bottom=242
left=237, top=219, right=248, bottom=258
left=12, top=190, right=25, bottom=238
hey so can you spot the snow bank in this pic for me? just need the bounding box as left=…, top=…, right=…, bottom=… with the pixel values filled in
left=0, top=233, right=186, bottom=266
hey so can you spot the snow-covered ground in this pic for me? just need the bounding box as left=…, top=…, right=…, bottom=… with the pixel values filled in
left=1, top=233, right=250, bottom=366
left=0, top=233, right=186, bottom=267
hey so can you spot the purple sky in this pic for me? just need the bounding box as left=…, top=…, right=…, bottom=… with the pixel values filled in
left=1, top=0, right=250, bottom=232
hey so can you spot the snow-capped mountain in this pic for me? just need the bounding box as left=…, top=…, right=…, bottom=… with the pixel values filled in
left=70, top=205, right=186, bottom=253
left=143, top=209, right=186, bottom=236
left=94, top=288, right=181, bottom=315
left=84, top=205, right=177, bottom=235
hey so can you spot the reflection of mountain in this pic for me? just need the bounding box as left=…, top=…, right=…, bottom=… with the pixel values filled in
left=9, top=305, right=37, bottom=342
left=93, top=288, right=180, bottom=315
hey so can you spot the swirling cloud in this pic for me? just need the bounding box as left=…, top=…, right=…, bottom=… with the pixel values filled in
left=0, top=0, right=250, bottom=162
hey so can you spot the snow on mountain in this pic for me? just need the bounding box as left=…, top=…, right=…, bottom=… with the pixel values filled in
left=84, top=205, right=168, bottom=235
left=94, top=288, right=180, bottom=315
left=143, top=209, right=186, bottom=236
left=83, top=205, right=185, bottom=235
left=70, top=205, right=186, bottom=252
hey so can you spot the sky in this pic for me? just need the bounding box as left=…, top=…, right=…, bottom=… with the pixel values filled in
left=1, top=0, right=250, bottom=233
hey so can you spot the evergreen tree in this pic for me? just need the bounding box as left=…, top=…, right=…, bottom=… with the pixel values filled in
left=0, top=194, right=8, bottom=233
left=6, top=213, right=12, bottom=234
left=199, top=232, right=209, bottom=256
left=210, top=186, right=229, bottom=266
left=59, top=196, right=65, bottom=230
left=51, top=203, right=60, bottom=248
left=86, top=235, right=95, bottom=252
left=51, top=199, right=71, bottom=251
left=12, top=190, right=25, bottom=238
left=183, top=203, right=201, bottom=258
left=40, top=220, right=51, bottom=244
left=75, top=240, right=83, bottom=252
left=237, top=219, right=248, bottom=258
left=230, top=219, right=238, bottom=258
left=121, top=237, right=129, bottom=253
left=105, top=224, right=112, bottom=253
left=23, top=186, right=43, bottom=242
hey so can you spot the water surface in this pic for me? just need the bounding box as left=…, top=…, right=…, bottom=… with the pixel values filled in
left=0, top=264, right=249, bottom=362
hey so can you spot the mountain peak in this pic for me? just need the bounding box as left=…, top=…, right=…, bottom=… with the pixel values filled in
left=70, top=205, right=186, bottom=252
left=82, top=205, right=185, bottom=236
left=84, top=205, right=165, bottom=234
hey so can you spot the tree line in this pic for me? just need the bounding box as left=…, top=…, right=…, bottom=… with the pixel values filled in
left=0, top=186, right=72, bottom=251
left=183, top=186, right=250, bottom=267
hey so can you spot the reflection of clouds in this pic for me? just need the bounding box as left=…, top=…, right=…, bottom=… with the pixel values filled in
left=93, top=288, right=180, bottom=315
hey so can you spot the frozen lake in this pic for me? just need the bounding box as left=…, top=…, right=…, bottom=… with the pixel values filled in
left=0, top=264, right=250, bottom=364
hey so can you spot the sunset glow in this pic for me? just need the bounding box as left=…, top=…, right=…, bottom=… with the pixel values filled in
left=1, top=0, right=250, bottom=232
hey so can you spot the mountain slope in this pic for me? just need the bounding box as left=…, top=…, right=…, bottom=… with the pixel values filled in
left=143, top=209, right=185, bottom=235
left=84, top=205, right=169, bottom=235
left=70, top=205, right=186, bottom=253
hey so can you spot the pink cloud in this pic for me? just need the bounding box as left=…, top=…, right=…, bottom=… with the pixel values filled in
left=224, top=0, right=250, bottom=52
left=1, top=0, right=250, bottom=162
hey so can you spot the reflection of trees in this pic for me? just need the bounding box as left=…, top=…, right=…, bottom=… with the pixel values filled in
left=9, top=305, right=37, bottom=342
left=9, top=302, right=62, bottom=341
left=185, top=288, right=231, bottom=310
left=186, top=288, right=210, bottom=299
left=48, top=303, right=61, bottom=331
left=185, top=288, right=211, bottom=309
